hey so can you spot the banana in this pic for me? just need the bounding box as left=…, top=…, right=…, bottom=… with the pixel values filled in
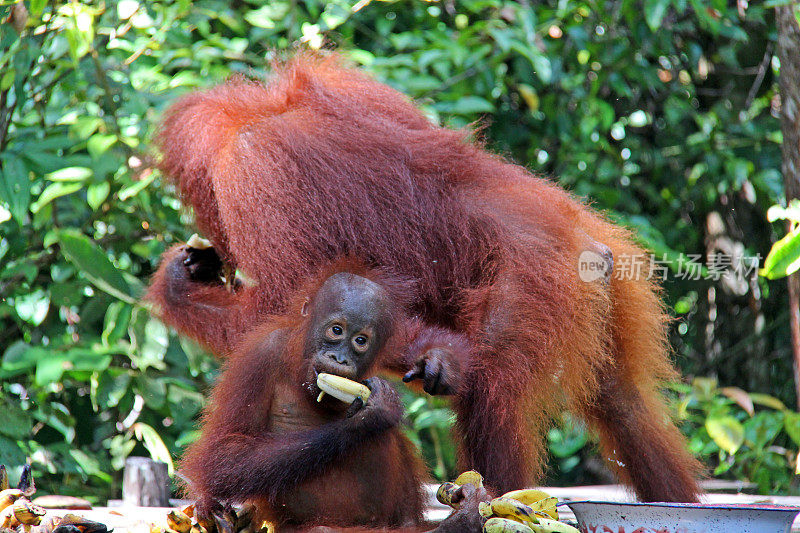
left=483, top=517, right=534, bottom=533
left=181, top=504, right=195, bottom=519
left=489, top=497, right=536, bottom=523
left=167, top=510, right=192, bottom=533
left=478, top=501, right=493, bottom=518
left=187, top=234, right=212, bottom=249
left=13, top=499, right=45, bottom=526
left=500, top=490, right=558, bottom=520
left=235, top=503, right=255, bottom=530
left=316, top=373, right=371, bottom=404
left=190, top=524, right=208, bottom=533
left=454, top=470, right=484, bottom=488
left=436, top=482, right=459, bottom=507
left=0, top=489, right=23, bottom=511
left=0, top=465, right=7, bottom=491
left=529, top=517, right=580, bottom=533
left=0, top=504, right=17, bottom=529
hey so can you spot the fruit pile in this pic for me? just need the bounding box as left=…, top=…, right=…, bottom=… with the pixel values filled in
left=151, top=503, right=273, bottom=533
left=0, top=464, right=108, bottom=533
left=437, top=471, right=580, bottom=533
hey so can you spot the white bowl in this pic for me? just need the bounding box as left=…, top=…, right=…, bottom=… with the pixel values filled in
left=566, top=501, right=800, bottom=533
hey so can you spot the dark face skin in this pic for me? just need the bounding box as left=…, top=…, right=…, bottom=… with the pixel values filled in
left=304, top=273, right=393, bottom=389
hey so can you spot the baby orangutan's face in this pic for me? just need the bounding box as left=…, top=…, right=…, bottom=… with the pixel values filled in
left=304, top=273, right=392, bottom=383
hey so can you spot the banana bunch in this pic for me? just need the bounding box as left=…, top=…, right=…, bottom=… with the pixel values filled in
left=315, top=373, right=371, bottom=404
left=1, top=465, right=45, bottom=533
left=154, top=503, right=274, bottom=533
left=434, top=471, right=579, bottom=533
left=0, top=463, right=108, bottom=533
left=436, top=470, right=484, bottom=509
left=480, top=489, right=579, bottom=533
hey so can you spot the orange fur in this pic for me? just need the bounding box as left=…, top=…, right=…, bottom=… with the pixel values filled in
left=149, top=53, right=702, bottom=501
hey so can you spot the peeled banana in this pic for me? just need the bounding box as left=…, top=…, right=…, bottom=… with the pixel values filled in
left=483, top=516, right=534, bottom=533
left=316, top=373, right=371, bottom=404
left=187, top=234, right=212, bottom=249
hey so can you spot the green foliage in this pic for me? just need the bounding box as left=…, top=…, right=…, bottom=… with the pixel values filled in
left=673, top=378, right=800, bottom=494
left=760, top=199, right=800, bottom=279
left=0, top=0, right=792, bottom=497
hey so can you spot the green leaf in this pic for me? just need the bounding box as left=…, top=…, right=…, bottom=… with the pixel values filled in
left=750, top=393, right=787, bottom=411
left=91, top=370, right=132, bottom=411
left=69, top=449, right=111, bottom=482
left=0, top=69, right=14, bottom=91
left=644, top=0, right=671, bottom=32
left=14, top=288, right=50, bottom=325
left=46, top=167, right=93, bottom=182
left=0, top=402, right=32, bottom=439
left=31, top=182, right=83, bottom=213
left=35, top=350, right=112, bottom=385
left=133, top=422, right=174, bottom=475
left=118, top=172, right=155, bottom=200
left=435, top=96, right=495, bottom=115
left=784, top=411, right=800, bottom=446
left=760, top=228, right=800, bottom=279
left=0, top=154, right=31, bottom=223
left=705, top=416, right=745, bottom=455
left=56, top=229, right=136, bottom=303
left=30, top=0, right=47, bottom=17
left=87, top=181, right=110, bottom=210
left=87, top=134, right=117, bottom=159
left=766, top=200, right=800, bottom=223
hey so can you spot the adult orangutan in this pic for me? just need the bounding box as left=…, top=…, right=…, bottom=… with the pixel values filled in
left=182, top=269, right=487, bottom=532
left=147, top=53, right=702, bottom=501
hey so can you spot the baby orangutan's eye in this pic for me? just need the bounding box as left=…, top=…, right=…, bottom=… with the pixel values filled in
left=326, top=324, right=345, bottom=340
left=352, top=335, right=369, bottom=353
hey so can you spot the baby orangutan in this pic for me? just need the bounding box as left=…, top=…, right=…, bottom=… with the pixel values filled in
left=181, top=270, right=487, bottom=532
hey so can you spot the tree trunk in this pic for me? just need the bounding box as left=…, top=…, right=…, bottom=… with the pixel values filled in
left=776, top=4, right=800, bottom=409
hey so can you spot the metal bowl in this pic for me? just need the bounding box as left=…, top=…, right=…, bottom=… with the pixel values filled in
left=566, top=500, right=800, bottom=533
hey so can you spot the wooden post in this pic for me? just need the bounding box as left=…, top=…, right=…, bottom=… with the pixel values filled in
left=122, top=457, right=170, bottom=507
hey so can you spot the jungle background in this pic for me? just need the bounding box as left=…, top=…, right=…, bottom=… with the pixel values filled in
left=1, top=0, right=800, bottom=502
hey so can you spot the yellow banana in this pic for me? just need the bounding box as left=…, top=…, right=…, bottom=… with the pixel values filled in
left=489, top=497, right=536, bottom=523
left=454, top=470, right=484, bottom=488
left=0, top=466, right=7, bottom=491
left=167, top=510, right=192, bottom=533
left=483, top=517, right=534, bottom=533
left=0, top=489, right=23, bottom=512
left=316, top=373, right=371, bottom=404
left=529, top=517, right=580, bottom=533
left=478, top=501, right=493, bottom=518
left=0, top=503, right=17, bottom=528
left=13, top=499, right=45, bottom=526
left=501, top=490, right=558, bottom=520
left=181, top=504, right=195, bottom=519
left=436, top=482, right=459, bottom=507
